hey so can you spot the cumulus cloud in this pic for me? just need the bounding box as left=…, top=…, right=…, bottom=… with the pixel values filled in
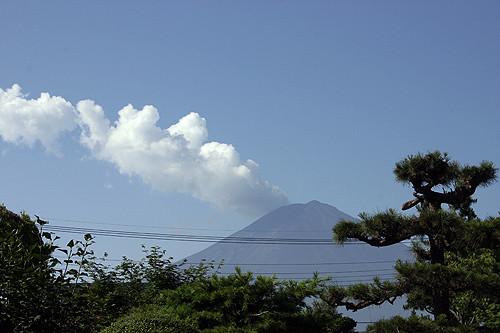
left=77, top=102, right=289, bottom=218
left=0, top=84, right=289, bottom=219
left=0, top=85, right=78, bottom=156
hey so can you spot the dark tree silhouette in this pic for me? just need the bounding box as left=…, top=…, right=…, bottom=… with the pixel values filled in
left=326, top=151, right=498, bottom=324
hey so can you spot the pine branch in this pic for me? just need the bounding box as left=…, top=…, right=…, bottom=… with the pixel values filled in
left=323, top=279, right=406, bottom=312
left=333, top=210, right=416, bottom=247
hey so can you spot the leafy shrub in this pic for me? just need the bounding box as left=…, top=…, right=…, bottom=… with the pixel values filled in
left=367, top=314, right=487, bottom=333
left=141, top=268, right=355, bottom=332
left=100, top=304, right=198, bottom=333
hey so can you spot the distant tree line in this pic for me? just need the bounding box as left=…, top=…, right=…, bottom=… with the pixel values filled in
left=1, top=151, right=499, bottom=332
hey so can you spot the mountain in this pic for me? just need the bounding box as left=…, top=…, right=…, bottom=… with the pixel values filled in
left=184, top=200, right=413, bottom=281
left=183, top=200, right=415, bottom=329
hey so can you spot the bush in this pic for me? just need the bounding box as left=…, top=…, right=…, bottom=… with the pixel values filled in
left=0, top=205, right=67, bottom=332
left=367, top=314, right=486, bottom=333
left=100, top=304, right=198, bottom=333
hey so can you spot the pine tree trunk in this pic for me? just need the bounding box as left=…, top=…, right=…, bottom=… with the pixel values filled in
left=429, top=233, right=451, bottom=321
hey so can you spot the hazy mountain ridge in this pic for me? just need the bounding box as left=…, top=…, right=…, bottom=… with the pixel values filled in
left=183, top=200, right=412, bottom=279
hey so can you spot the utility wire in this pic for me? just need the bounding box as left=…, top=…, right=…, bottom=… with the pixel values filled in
left=44, top=222, right=403, bottom=285
left=44, top=224, right=371, bottom=245
left=228, top=268, right=395, bottom=274
left=209, top=261, right=398, bottom=266
left=41, top=216, right=336, bottom=233
left=45, top=225, right=334, bottom=244
left=51, top=251, right=400, bottom=266
left=217, top=272, right=395, bottom=278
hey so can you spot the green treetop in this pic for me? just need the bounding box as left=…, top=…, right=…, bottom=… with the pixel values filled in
left=325, top=151, right=499, bottom=329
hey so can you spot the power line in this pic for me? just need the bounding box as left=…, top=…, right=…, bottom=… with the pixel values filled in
left=51, top=257, right=395, bottom=284
left=215, top=269, right=394, bottom=276
left=212, top=260, right=398, bottom=266
left=41, top=216, right=335, bottom=233
left=51, top=251, right=400, bottom=267
left=44, top=222, right=404, bottom=285
left=246, top=268, right=395, bottom=274
left=42, top=217, right=239, bottom=231
left=214, top=272, right=396, bottom=284
left=44, top=224, right=371, bottom=245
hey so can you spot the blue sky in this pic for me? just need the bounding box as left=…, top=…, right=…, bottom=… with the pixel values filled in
left=1, top=1, right=499, bottom=261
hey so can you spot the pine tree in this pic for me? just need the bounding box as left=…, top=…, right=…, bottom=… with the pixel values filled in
left=324, top=151, right=499, bottom=326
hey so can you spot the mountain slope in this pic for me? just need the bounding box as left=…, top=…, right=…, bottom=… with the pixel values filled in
left=183, top=200, right=415, bottom=329
left=184, top=200, right=413, bottom=282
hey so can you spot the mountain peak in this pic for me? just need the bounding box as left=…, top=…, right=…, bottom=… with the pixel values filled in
left=183, top=201, right=410, bottom=270
left=239, top=200, right=353, bottom=234
left=306, top=200, right=322, bottom=205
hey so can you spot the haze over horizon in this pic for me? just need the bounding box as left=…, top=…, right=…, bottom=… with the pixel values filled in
left=1, top=1, right=499, bottom=261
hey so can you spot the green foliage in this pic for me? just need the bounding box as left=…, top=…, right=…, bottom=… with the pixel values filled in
left=394, top=151, right=460, bottom=188
left=306, top=301, right=357, bottom=333
left=447, top=248, right=500, bottom=328
left=366, top=314, right=479, bottom=333
left=99, top=304, right=199, bottom=333
left=160, top=268, right=315, bottom=331
left=323, top=278, right=405, bottom=312
left=126, top=268, right=354, bottom=333
left=0, top=205, right=96, bottom=332
left=328, top=151, right=500, bottom=331
left=394, top=151, right=497, bottom=194
left=76, top=244, right=219, bottom=330
left=458, top=216, right=500, bottom=251
left=334, top=209, right=418, bottom=246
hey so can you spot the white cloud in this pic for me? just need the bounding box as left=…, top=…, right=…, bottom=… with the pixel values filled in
left=0, top=84, right=289, bottom=219
left=77, top=102, right=289, bottom=219
left=0, top=85, right=77, bottom=156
